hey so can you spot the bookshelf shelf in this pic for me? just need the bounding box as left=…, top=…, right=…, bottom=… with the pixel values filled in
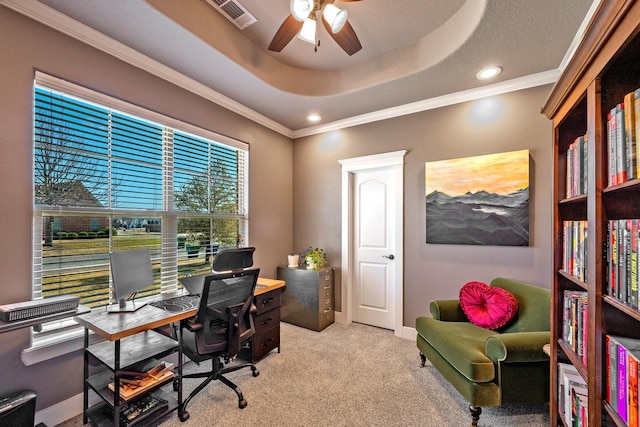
left=542, top=1, right=640, bottom=425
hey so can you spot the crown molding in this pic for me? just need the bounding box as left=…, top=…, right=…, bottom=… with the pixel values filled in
left=293, top=69, right=560, bottom=138
left=3, top=0, right=563, bottom=141
left=1, top=0, right=293, bottom=138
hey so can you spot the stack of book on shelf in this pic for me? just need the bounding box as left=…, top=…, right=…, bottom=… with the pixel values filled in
left=562, top=290, right=588, bottom=365
left=606, top=336, right=640, bottom=427
left=607, top=219, right=640, bottom=308
left=566, top=134, right=588, bottom=198
left=558, top=362, right=588, bottom=426
left=607, top=88, right=639, bottom=187
left=108, top=361, right=174, bottom=402
left=563, top=221, right=588, bottom=282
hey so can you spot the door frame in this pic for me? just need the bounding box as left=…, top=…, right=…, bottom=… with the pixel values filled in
left=337, top=150, right=407, bottom=337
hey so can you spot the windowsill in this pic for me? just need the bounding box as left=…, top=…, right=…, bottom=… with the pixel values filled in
left=21, top=327, right=86, bottom=366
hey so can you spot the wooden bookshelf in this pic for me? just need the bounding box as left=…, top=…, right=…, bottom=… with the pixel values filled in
left=542, top=1, right=640, bottom=426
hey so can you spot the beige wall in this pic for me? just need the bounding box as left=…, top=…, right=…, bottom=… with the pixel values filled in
left=292, top=86, right=553, bottom=325
left=0, top=7, right=292, bottom=410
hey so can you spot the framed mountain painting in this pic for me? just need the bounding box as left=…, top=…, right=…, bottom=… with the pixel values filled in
left=425, top=149, right=530, bottom=246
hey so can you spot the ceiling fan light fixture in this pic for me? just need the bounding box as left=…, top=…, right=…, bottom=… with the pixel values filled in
left=323, top=4, right=347, bottom=34
left=307, top=113, right=322, bottom=122
left=297, top=17, right=316, bottom=44
left=290, top=0, right=313, bottom=22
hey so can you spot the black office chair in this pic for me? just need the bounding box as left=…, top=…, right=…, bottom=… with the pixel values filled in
left=177, top=247, right=260, bottom=422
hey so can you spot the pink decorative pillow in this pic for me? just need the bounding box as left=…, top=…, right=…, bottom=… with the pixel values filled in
left=459, top=281, right=518, bottom=330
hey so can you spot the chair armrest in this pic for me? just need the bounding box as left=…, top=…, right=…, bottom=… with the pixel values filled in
left=185, top=321, right=203, bottom=332
left=429, top=299, right=468, bottom=321
left=485, top=331, right=550, bottom=363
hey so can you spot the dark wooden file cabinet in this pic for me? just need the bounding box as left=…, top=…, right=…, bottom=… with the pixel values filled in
left=277, top=266, right=334, bottom=332
left=249, top=287, right=282, bottom=362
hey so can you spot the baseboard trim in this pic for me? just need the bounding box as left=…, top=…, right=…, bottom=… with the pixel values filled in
left=35, top=393, right=83, bottom=427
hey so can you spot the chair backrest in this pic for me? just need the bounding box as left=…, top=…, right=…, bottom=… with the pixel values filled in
left=192, top=266, right=260, bottom=357
left=212, top=247, right=255, bottom=273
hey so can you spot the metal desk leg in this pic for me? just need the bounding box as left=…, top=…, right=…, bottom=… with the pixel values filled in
left=82, top=328, right=89, bottom=425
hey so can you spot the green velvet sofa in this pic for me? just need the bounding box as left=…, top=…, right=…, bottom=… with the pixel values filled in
left=415, top=277, right=550, bottom=426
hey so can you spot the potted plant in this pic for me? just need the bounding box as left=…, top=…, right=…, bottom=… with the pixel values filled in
left=302, top=247, right=327, bottom=271
left=287, top=251, right=300, bottom=268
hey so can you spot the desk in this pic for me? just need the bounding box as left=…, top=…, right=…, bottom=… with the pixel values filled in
left=74, top=277, right=284, bottom=426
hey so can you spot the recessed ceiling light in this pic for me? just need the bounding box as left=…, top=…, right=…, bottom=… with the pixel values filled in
left=476, top=66, right=502, bottom=80
left=307, top=113, right=321, bottom=122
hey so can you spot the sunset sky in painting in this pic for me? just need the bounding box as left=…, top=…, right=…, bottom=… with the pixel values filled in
left=425, top=149, right=529, bottom=196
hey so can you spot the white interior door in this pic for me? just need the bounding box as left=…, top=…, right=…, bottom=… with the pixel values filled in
left=339, top=150, right=405, bottom=337
left=352, top=168, right=396, bottom=329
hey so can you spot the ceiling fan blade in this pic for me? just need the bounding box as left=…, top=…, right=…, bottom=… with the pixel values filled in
left=322, top=17, right=362, bottom=56
left=268, top=14, right=303, bottom=52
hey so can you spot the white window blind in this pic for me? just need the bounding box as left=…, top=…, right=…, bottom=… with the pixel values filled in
left=32, top=73, right=249, bottom=326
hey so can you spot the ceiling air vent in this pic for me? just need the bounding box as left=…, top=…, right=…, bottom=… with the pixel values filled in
left=204, top=0, right=257, bottom=30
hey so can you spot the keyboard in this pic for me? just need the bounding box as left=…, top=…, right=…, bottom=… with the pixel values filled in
left=149, top=294, right=200, bottom=313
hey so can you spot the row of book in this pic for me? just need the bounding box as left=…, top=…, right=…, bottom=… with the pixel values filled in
left=607, top=335, right=640, bottom=427
left=607, top=219, right=640, bottom=308
left=562, top=290, right=588, bottom=366
left=607, top=89, right=640, bottom=187
left=563, top=220, right=588, bottom=282
left=567, top=134, right=588, bottom=198
left=558, top=362, right=588, bottom=427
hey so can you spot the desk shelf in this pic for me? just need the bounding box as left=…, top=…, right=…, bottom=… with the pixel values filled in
left=86, top=389, right=178, bottom=427
left=87, top=331, right=178, bottom=371
left=82, top=327, right=180, bottom=427
left=86, top=359, right=175, bottom=407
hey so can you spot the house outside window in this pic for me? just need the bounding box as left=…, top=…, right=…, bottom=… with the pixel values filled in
left=32, top=72, right=249, bottom=342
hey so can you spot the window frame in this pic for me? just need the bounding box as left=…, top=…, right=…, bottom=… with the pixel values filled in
left=30, top=72, right=249, bottom=354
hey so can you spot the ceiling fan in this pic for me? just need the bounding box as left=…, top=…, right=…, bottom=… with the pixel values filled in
left=268, top=0, right=363, bottom=56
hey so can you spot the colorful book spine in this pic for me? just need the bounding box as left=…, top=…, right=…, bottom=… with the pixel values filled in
left=619, top=343, right=628, bottom=422
left=607, top=336, right=640, bottom=424
left=625, top=91, right=637, bottom=180
left=635, top=89, right=640, bottom=179
left=606, top=219, right=640, bottom=306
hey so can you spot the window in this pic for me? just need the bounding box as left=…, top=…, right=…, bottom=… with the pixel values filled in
left=32, top=73, right=249, bottom=342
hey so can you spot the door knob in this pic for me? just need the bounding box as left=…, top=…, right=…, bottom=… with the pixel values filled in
left=383, top=254, right=395, bottom=260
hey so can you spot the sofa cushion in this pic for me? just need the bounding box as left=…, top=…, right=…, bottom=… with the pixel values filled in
left=416, top=316, right=498, bottom=383
left=459, top=281, right=518, bottom=330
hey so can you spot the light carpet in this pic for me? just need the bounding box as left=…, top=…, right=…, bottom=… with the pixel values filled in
left=58, top=322, right=549, bottom=427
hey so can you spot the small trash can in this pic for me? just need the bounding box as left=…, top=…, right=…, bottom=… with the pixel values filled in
left=0, top=390, right=37, bottom=427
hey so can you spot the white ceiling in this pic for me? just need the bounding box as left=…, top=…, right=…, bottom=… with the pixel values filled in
left=6, top=0, right=597, bottom=137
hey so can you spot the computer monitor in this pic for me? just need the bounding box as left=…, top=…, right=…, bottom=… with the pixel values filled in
left=107, top=248, right=154, bottom=313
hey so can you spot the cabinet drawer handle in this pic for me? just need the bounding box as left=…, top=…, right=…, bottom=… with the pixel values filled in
left=324, top=276, right=330, bottom=281
left=262, top=297, right=277, bottom=304
left=323, top=308, right=331, bottom=313
left=324, top=285, right=331, bottom=289
left=260, top=317, right=274, bottom=325
left=260, top=338, right=275, bottom=347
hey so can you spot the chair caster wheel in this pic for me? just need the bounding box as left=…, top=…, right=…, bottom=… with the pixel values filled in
left=173, top=379, right=180, bottom=391
left=179, top=411, right=190, bottom=422
left=239, top=399, right=247, bottom=409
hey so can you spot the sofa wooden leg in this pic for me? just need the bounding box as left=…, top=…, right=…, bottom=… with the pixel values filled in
left=419, top=352, right=426, bottom=367
left=469, top=406, right=481, bottom=426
